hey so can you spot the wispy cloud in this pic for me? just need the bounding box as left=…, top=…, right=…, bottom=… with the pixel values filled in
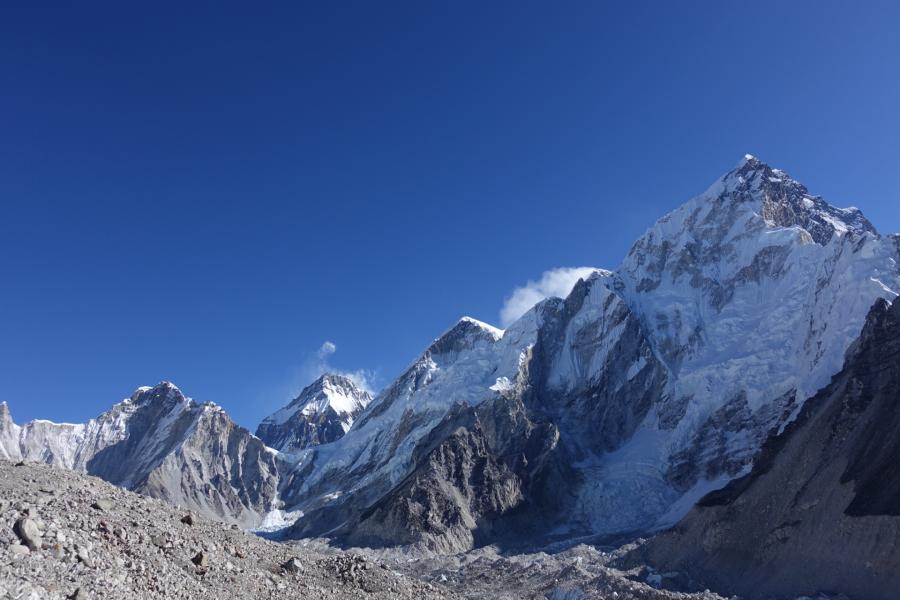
left=317, top=341, right=337, bottom=358
left=500, top=267, right=597, bottom=327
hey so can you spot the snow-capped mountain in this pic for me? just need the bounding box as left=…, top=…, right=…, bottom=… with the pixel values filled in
left=256, top=373, right=372, bottom=454
left=637, top=297, right=900, bottom=600
left=0, top=382, right=279, bottom=527
left=3, top=155, right=898, bottom=555
left=274, top=155, right=900, bottom=551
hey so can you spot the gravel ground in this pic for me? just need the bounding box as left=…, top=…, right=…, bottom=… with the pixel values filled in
left=327, top=542, right=729, bottom=600
left=0, top=459, right=729, bottom=600
left=0, top=460, right=457, bottom=599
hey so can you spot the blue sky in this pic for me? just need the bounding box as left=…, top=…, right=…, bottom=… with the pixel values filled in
left=2, top=1, right=899, bottom=427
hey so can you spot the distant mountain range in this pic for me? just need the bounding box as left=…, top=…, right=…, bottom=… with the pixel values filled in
left=2, top=155, right=899, bottom=595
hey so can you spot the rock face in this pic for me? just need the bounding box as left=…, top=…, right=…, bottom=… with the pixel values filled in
left=636, top=298, right=900, bottom=599
left=0, top=383, right=279, bottom=527
left=256, top=374, right=371, bottom=454
left=274, top=155, right=900, bottom=551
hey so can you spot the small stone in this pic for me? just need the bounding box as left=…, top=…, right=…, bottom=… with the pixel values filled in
left=68, top=589, right=89, bottom=600
left=13, top=517, right=42, bottom=551
left=50, top=543, right=66, bottom=560
left=180, top=513, right=195, bottom=526
left=76, top=545, right=94, bottom=568
left=151, top=534, right=168, bottom=548
left=8, top=543, right=30, bottom=556
left=90, top=499, right=113, bottom=512
left=191, top=551, right=209, bottom=568
left=281, top=557, right=303, bottom=574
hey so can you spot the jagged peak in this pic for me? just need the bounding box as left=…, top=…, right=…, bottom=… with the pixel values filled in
left=299, top=373, right=372, bottom=406
left=260, top=372, right=372, bottom=427
left=130, top=381, right=188, bottom=406
left=736, top=153, right=761, bottom=168
left=425, top=316, right=504, bottom=359
left=308, top=372, right=363, bottom=391
left=629, top=156, right=877, bottom=265
left=458, top=316, right=504, bottom=338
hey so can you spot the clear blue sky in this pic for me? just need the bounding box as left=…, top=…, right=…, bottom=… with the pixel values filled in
left=2, top=1, right=899, bottom=427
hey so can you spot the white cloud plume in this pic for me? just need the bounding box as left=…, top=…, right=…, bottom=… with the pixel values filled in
left=500, top=267, right=598, bottom=327
left=318, top=341, right=337, bottom=357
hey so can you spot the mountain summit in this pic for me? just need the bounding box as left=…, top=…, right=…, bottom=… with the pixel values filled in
left=255, top=373, right=372, bottom=454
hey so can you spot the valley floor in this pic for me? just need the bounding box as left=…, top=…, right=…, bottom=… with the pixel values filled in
left=331, top=542, right=729, bottom=600
left=0, top=460, right=730, bottom=600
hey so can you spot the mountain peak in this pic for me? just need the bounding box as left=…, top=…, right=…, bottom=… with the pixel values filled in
left=647, top=156, right=878, bottom=254
left=263, top=373, right=371, bottom=427
left=130, top=381, right=188, bottom=406
left=256, top=372, right=372, bottom=452
left=309, top=372, right=354, bottom=390
left=736, top=153, right=761, bottom=167
left=458, top=316, right=504, bottom=337
left=426, top=317, right=504, bottom=359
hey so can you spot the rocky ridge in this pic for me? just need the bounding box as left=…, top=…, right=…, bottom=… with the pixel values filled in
left=0, top=383, right=279, bottom=528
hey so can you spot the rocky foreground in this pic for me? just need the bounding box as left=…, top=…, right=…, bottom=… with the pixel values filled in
left=0, top=460, right=729, bottom=599
left=0, top=460, right=455, bottom=599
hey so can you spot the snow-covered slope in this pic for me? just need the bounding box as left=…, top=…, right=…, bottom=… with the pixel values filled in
left=0, top=382, right=279, bottom=526
left=606, top=155, right=900, bottom=528
left=256, top=373, right=372, bottom=454
left=277, top=315, right=539, bottom=530
left=273, top=155, right=900, bottom=550
left=636, top=298, right=900, bottom=600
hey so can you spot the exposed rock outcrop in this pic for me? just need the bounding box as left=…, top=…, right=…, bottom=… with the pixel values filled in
left=0, top=383, right=279, bottom=527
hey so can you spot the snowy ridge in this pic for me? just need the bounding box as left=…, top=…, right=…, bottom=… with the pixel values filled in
left=276, top=308, right=555, bottom=523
